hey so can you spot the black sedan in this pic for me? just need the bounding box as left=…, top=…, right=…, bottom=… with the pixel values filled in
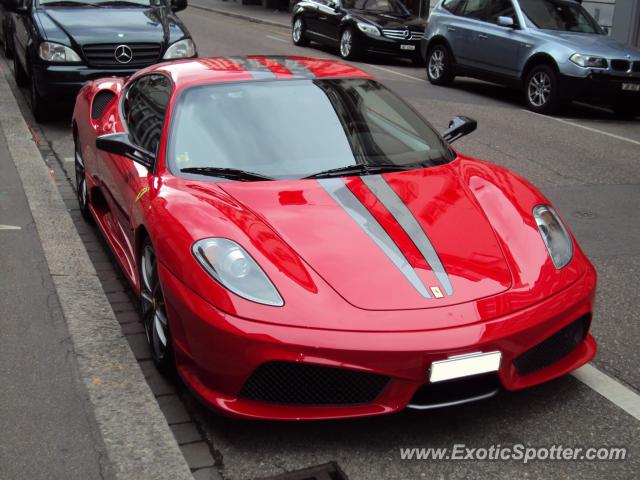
left=4, top=0, right=196, bottom=121
left=292, top=0, right=425, bottom=64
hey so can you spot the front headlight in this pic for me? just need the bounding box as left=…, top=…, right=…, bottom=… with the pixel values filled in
left=38, top=42, right=81, bottom=63
left=570, top=53, right=607, bottom=68
left=163, top=38, right=196, bottom=60
left=192, top=238, right=283, bottom=306
left=357, top=22, right=381, bottom=37
left=533, top=205, right=573, bottom=269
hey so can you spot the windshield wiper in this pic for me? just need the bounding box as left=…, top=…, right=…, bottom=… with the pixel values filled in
left=96, top=0, right=148, bottom=5
left=180, top=167, right=274, bottom=182
left=43, top=1, right=104, bottom=6
left=304, top=163, right=418, bottom=179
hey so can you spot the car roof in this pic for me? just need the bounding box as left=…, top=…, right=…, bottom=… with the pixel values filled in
left=140, top=55, right=374, bottom=88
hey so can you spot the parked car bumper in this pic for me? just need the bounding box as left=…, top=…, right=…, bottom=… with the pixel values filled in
left=360, top=33, right=422, bottom=59
left=559, top=72, right=640, bottom=103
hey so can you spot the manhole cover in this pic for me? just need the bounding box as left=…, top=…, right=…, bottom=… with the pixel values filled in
left=257, top=462, right=348, bottom=480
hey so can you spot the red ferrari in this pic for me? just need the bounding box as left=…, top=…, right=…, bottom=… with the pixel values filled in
left=72, top=55, right=596, bottom=420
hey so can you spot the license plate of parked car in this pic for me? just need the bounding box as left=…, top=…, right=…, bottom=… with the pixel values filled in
left=400, top=44, right=416, bottom=51
left=622, top=83, right=640, bottom=92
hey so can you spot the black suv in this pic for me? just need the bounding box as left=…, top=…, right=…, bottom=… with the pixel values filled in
left=292, top=0, right=425, bottom=64
left=5, top=0, right=196, bottom=120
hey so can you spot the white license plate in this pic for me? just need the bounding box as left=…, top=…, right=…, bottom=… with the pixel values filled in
left=429, top=351, right=502, bottom=383
left=622, top=83, right=640, bottom=92
left=400, top=44, right=416, bottom=51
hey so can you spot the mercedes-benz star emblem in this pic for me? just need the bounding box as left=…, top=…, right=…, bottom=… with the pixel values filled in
left=403, top=30, right=410, bottom=39
left=114, top=45, right=133, bottom=64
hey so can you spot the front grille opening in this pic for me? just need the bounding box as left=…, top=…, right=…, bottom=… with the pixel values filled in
left=611, top=59, right=631, bottom=71
left=82, top=43, right=162, bottom=68
left=257, top=462, right=348, bottom=480
left=409, top=373, right=500, bottom=408
left=514, top=315, right=590, bottom=376
left=91, top=91, right=116, bottom=120
left=633, top=61, right=640, bottom=73
left=239, top=362, right=389, bottom=406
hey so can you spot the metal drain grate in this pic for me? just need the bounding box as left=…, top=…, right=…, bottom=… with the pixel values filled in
left=257, top=462, right=349, bottom=480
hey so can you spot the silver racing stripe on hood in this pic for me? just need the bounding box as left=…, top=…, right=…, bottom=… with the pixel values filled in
left=227, top=56, right=277, bottom=80
left=318, top=178, right=431, bottom=299
left=361, top=175, right=454, bottom=296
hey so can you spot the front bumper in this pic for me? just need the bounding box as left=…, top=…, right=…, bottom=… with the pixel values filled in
left=559, top=72, right=640, bottom=103
left=160, top=263, right=596, bottom=420
left=359, top=32, right=422, bottom=59
left=32, top=63, right=142, bottom=99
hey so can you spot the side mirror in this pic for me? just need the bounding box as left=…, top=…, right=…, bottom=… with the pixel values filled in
left=5, top=0, right=28, bottom=13
left=171, top=0, right=187, bottom=12
left=329, top=1, right=340, bottom=12
left=442, top=116, right=477, bottom=144
left=497, top=16, right=515, bottom=28
left=96, top=133, right=155, bottom=170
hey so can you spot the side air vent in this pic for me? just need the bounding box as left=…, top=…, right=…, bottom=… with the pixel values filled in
left=91, top=91, right=116, bottom=120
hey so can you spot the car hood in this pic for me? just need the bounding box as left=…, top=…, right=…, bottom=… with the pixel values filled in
left=36, top=7, right=186, bottom=47
left=538, top=30, right=640, bottom=58
left=219, top=166, right=512, bottom=311
left=351, top=10, right=424, bottom=30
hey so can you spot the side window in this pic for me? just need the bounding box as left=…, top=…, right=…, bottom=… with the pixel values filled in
left=442, top=0, right=465, bottom=14
left=460, top=0, right=491, bottom=20
left=486, top=0, right=516, bottom=24
left=124, top=74, right=172, bottom=154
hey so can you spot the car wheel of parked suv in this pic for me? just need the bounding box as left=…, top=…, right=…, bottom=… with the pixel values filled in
left=30, top=76, right=48, bottom=122
left=524, top=65, right=560, bottom=114
left=13, top=53, right=27, bottom=87
left=292, top=16, right=310, bottom=47
left=427, top=44, right=454, bottom=86
left=339, top=27, right=359, bottom=60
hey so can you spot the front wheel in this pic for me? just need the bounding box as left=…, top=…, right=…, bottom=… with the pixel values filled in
left=74, top=133, right=92, bottom=222
left=30, top=75, right=49, bottom=122
left=426, top=44, right=454, bottom=86
left=339, top=28, right=359, bottom=60
left=292, top=16, right=310, bottom=47
left=524, top=65, right=560, bottom=114
left=140, top=239, right=175, bottom=374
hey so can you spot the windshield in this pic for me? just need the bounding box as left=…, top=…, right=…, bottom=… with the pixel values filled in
left=39, top=0, right=161, bottom=6
left=168, top=78, right=452, bottom=180
left=519, top=0, right=602, bottom=33
left=342, top=0, right=410, bottom=15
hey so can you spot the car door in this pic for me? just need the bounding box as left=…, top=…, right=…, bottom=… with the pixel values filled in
left=98, top=74, right=172, bottom=273
left=449, top=0, right=491, bottom=68
left=471, top=0, right=523, bottom=77
left=315, top=0, right=344, bottom=43
left=12, top=0, right=32, bottom=71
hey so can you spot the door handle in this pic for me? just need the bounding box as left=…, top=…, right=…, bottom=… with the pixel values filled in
left=447, top=26, right=456, bottom=32
left=478, top=33, right=489, bottom=39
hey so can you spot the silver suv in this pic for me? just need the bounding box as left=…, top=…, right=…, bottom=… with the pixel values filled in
left=422, top=0, right=640, bottom=116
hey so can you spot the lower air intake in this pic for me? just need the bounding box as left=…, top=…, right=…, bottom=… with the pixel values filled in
left=239, top=361, right=389, bottom=406
left=514, top=315, right=590, bottom=376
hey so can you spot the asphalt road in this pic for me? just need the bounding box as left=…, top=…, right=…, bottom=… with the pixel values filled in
left=6, top=7, right=640, bottom=480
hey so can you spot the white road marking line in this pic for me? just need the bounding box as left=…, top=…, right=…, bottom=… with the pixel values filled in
left=64, top=157, right=74, bottom=163
left=572, top=363, right=640, bottom=421
left=0, top=224, right=21, bottom=230
left=524, top=110, right=640, bottom=146
left=364, top=64, right=424, bottom=82
left=266, top=35, right=289, bottom=43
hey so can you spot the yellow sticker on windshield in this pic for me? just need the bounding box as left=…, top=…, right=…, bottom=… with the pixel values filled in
left=176, top=152, right=191, bottom=164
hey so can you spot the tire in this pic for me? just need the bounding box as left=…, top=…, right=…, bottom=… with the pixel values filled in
left=426, top=43, right=454, bottom=86
left=13, top=52, right=27, bottom=87
left=140, top=238, right=175, bottom=375
left=3, top=30, right=13, bottom=59
left=523, top=64, right=561, bottom=114
left=292, top=16, right=309, bottom=47
left=30, top=75, right=49, bottom=122
left=612, top=101, right=639, bottom=119
left=74, top=132, right=93, bottom=222
left=339, top=27, right=359, bottom=61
